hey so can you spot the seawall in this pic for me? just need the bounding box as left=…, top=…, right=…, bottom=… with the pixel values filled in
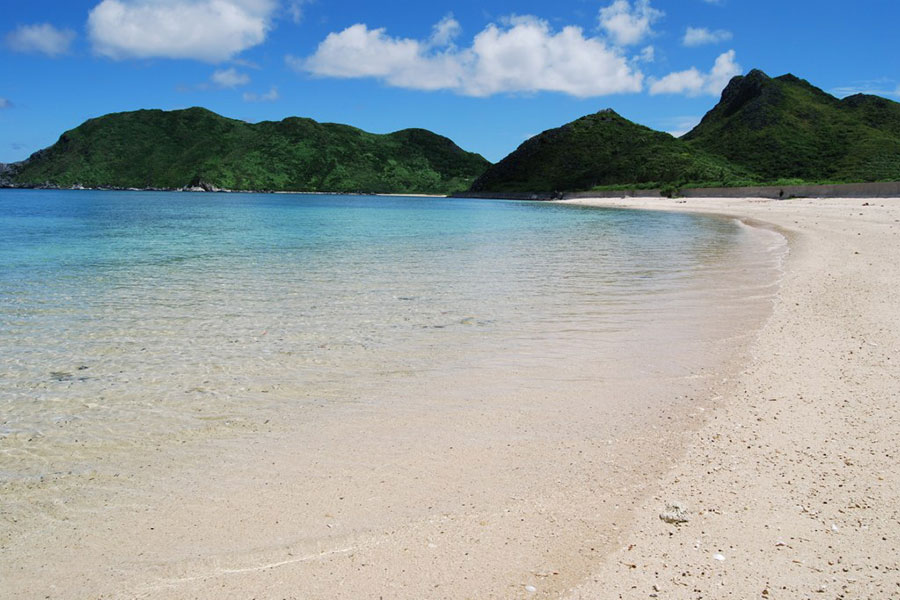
left=455, top=180, right=900, bottom=201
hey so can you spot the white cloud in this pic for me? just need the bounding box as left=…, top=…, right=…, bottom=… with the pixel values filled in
left=430, top=14, right=462, bottom=47
left=212, top=67, right=250, bottom=87
left=650, top=49, right=740, bottom=96
left=292, top=23, right=463, bottom=91
left=830, top=79, right=900, bottom=98
left=287, top=0, right=312, bottom=24
left=5, top=23, right=75, bottom=56
left=88, top=0, right=278, bottom=62
left=651, top=68, right=705, bottom=96
left=294, top=16, right=644, bottom=98
left=706, top=50, right=742, bottom=93
left=0, top=98, right=12, bottom=109
left=683, top=27, right=732, bottom=47
left=598, top=0, right=663, bottom=46
left=660, top=115, right=701, bottom=137
left=243, top=86, right=279, bottom=102
left=637, top=45, right=655, bottom=63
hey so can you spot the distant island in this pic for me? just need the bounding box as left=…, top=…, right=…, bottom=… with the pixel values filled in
left=2, top=69, right=898, bottom=195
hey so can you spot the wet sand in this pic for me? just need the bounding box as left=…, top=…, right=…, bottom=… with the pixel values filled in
left=561, top=196, right=900, bottom=599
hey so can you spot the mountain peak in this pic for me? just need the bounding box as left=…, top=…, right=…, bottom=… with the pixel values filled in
left=469, top=107, right=743, bottom=193
left=744, top=68, right=772, bottom=82
left=683, top=68, right=900, bottom=181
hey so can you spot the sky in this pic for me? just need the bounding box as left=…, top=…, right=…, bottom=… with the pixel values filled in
left=1, top=0, right=898, bottom=164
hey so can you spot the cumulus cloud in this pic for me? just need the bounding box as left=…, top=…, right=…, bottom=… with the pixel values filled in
left=243, top=86, right=279, bottom=102
left=0, top=98, right=12, bottom=109
left=650, top=49, right=740, bottom=96
left=212, top=67, right=250, bottom=87
left=293, top=16, right=644, bottom=98
left=5, top=23, right=75, bottom=56
left=88, top=0, right=278, bottom=62
left=293, top=23, right=463, bottom=91
left=430, top=14, right=462, bottom=47
left=683, top=27, right=732, bottom=47
left=598, top=0, right=663, bottom=46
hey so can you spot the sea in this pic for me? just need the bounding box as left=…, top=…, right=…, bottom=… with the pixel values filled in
left=0, top=189, right=787, bottom=597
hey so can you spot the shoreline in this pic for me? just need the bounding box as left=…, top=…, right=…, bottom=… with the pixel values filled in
left=2, top=194, right=897, bottom=598
left=0, top=194, right=786, bottom=599
left=0, top=184, right=451, bottom=197
left=559, top=196, right=900, bottom=599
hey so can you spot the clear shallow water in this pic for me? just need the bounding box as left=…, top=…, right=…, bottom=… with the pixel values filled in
left=0, top=190, right=784, bottom=485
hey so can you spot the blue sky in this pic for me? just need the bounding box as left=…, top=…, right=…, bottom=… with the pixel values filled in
left=1, top=0, right=898, bottom=163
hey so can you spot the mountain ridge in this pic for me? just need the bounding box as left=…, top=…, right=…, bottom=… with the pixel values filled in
left=8, top=107, right=491, bottom=195
left=470, top=108, right=749, bottom=193
left=7, top=69, right=900, bottom=196
left=471, top=69, right=900, bottom=193
left=682, top=69, right=900, bottom=182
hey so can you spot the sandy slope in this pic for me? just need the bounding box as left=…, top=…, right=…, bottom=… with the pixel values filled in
left=560, top=197, right=900, bottom=599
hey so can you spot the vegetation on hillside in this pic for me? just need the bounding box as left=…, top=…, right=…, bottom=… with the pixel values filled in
left=471, top=70, right=900, bottom=193
left=470, top=109, right=750, bottom=193
left=9, top=69, right=900, bottom=196
left=11, top=108, right=490, bottom=194
left=683, top=70, right=900, bottom=182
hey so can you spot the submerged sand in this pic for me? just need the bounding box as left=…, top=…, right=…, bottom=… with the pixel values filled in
left=2, top=196, right=898, bottom=599
left=560, top=196, right=900, bottom=599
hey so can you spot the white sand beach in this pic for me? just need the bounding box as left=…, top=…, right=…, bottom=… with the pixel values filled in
left=561, top=196, right=900, bottom=599
left=2, top=196, right=898, bottom=600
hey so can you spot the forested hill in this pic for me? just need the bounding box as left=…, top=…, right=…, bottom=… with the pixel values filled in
left=470, top=69, right=900, bottom=193
left=9, top=108, right=491, bottom=195
left=470, top=109, right=748, bottom=193
left=683, top=69, right=900, bottom=182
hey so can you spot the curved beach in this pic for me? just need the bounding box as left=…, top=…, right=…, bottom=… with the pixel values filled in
left=561, top=196, right=900, bottom=599
left=2, top=194, right=897, bottom=599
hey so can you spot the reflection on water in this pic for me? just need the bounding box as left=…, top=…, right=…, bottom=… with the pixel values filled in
left=0, top=190, right=784, bottom=487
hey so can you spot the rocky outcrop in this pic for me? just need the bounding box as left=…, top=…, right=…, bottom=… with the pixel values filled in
left=0, top=162, right=22, bottom=187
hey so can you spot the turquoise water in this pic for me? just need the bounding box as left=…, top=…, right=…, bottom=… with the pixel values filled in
left=0, top=190, right=783, bottom=484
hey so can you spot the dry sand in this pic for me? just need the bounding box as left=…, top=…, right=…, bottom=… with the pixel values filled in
left=560, top=196, right=900, bottom=599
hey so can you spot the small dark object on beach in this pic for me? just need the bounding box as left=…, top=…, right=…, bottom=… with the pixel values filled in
left=50, top=371, right=74, bottom=381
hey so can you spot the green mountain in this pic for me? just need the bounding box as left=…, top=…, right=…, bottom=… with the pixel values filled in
left=470, top=70, right=900, bottom=193
left=683, top=69, right=900, bottom=182
left=10, top=70, right=900, bottom=196
left=10, top=107, right=490, bottom=194
left=470, top=109, right=748, bottom=193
